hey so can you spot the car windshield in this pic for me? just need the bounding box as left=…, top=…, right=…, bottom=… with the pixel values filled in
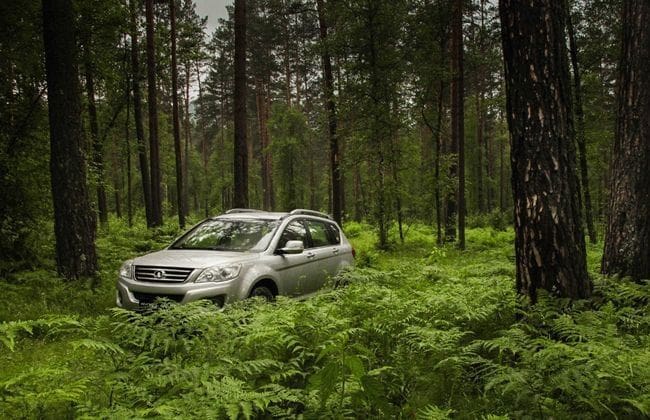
left=170, top=219, right=278, bottom=252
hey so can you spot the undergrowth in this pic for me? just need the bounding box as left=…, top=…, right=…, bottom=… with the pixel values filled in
left=1, top=222, right=648, bottom=418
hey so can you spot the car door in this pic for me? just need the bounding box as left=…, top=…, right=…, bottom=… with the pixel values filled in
left=303, top=219, right=340, bottom=292
left=269, top=220, right=314, bottom=296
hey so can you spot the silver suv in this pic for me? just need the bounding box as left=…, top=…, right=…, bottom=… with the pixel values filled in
left=116, top=209, right=355, bottom=309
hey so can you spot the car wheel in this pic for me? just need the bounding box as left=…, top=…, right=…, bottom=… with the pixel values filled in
left=249, top=285, right=275, bottom=301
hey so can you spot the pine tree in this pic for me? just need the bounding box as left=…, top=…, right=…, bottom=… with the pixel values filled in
left=42, top=0, right=98, bottom=279
left=499, top=0, right=591, bottom=302
left=602, top=0, right=650, bottom=281
left=233, top=0, right=248, bottom=208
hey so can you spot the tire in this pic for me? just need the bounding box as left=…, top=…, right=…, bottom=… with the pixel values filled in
left=249, top=285, right=275, bottom=301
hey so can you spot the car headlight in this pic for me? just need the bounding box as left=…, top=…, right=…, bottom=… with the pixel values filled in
left=119, top=260, right=133, bottom=279
left=195, top=264, right=241, bottom=283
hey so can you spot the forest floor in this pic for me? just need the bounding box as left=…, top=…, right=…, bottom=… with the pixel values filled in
left=1, top=219, right=648, bottom=418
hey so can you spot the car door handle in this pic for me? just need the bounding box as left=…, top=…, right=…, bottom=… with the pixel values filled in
left=306, top=252, right=316, bottom=259
left=332, top=248, right=340, bottom=255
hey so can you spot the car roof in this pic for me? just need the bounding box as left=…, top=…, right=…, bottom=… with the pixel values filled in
left=213, top=212, right=288, bottom=220
left=211, top=210, right=336, bottom=223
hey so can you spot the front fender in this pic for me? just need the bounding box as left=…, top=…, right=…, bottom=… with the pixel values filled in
left=238, top=263, right=283, bottom=299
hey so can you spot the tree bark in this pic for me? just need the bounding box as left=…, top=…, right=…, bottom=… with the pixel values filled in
left=81, top=36, right=108, bottom=226
left=233, top=0, right=248, bottom=208
left=125, top=52, right=133, bottom=227
left=476, top=92, right=484, bottom=214
left=183, top=63, right=191, bottom=218
left=145, top=0, right=163, bottom=226
left=602, top=0, right=650, bottom=280
left=255, top=77, right=273, bottom=211
left=42, top=0, right=98, bottom=279
left=195, top=62, right=210, bottom=217
left=567, top=1, right=597, bottom=244
left=435, top=82, right=444, bottom=245
left=499, top=0, right=591, bottom=302
left=452, top=0, right=465, bottom=249
left=169, top=0, right=185, bottom=228
left=130, top=0, right=153, bottom=227
left=317, top=0, right=342, bottom=224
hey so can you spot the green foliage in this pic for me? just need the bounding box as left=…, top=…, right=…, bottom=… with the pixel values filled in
left=268, top=103, right=312, bottom=211
left=1, top=225, right=648, bottom=418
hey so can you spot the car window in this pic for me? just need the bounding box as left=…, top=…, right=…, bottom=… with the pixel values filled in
left=306, top=220, right=333, bottom=248
left=326, top=223, right=341, bottom=245
left=277, top=221, right=308, bottom=249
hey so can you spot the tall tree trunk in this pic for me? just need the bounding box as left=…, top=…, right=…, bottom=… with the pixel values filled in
left=316, top=0, right=342, bottom=224
left=353, top=166, right=363, bottom=221
left=145, top=0, right=162, bottom=226
left=183, top=63, right=191, bottom=218
left=476, top=0, right=486, bottom=214
left=169, top=0, right=185, bottom=228
left=125, top=53, right=133, bottom=227
left=130, top=0, right=153, bottom=227
left=196, top=63, right=210, bottom=217
left=283, top=2, right=292, bottom=107
left=567, top=1, right=597, bottom=244
left=42, top=0, right=98, bottom=279
left=499, top=0, right=591, bottom=302
left=499, top=135, right=505, bottom=212
left=256, top=78, right=273, bottom=210
left=434, top=81, right=444, bottom=245
left=233, top=0, right=248, bottom=208
left=82, top=37, right=108, bottom=226
left=486, top=130, right=495, bottom=211
left=476, top=92, right=485, bottom=214
left=450, top=0, right=465, bottom=249
left=602, top=0, right=650, bottom=280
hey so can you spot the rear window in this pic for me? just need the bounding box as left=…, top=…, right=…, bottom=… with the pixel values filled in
left=326, top=223, right=341, bottom=244
left=306, top=220, right=340, bottom=247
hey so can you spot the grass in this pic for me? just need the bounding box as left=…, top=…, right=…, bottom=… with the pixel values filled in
left=1, top=218, right=649, bottom=418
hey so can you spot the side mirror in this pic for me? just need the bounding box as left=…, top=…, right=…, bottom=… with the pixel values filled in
left=279, top=240, right=304, bottom=255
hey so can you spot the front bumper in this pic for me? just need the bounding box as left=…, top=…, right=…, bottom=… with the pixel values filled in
left=116, top=275, right=240, bottom=310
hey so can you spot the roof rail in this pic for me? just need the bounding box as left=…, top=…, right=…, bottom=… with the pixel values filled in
left=289, top=209, right=333, bottom=220
left=225, top=208, right=265, bottom=214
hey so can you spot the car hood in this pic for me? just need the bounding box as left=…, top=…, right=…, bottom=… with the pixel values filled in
left=132, top=249, right=260, bottom=269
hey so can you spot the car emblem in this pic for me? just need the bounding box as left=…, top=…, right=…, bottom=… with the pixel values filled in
left=154, top=270, right=165, bottom=279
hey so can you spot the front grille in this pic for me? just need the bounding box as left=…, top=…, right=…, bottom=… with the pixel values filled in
left=133, top=292, right=185, bottom=304
left=134, top=266, right=194, bottom=282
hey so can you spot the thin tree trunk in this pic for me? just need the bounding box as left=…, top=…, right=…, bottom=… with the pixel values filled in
left=450, top=0, right=465, bottom=249
left=196, top=62, right=210, bottom=217
left=130, top=0, right=152, bottom=227
left=283, top=2, right=292, bottom=107
left=602, top=0, right=650, bottom=280
left=145, top=0, right=162, bottom=226
left=169, top=0, right=185, bottom=228
left=499, top=135, right=505, bottom=212
left=476, top=92, right=485, bottom=214
left=42, top=0, right=98, bottom=279
left=233, top=0, right=248, bottom=208
left=256, top=78, right=273, bottom=211
left=317, top=0, right=342, bottom=224
left=487, top=131, right=494, bottom=211
left=82, top=40, right=108, bottom=227
left=183, top=62, right=191, bottom=218
left=435, top=81, right=444, bottom=245
left=353, top=167, right=362, bottom=221
left=125, top=44, right=133, bottom=227
left=567, top=1, right=597, bottom=243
